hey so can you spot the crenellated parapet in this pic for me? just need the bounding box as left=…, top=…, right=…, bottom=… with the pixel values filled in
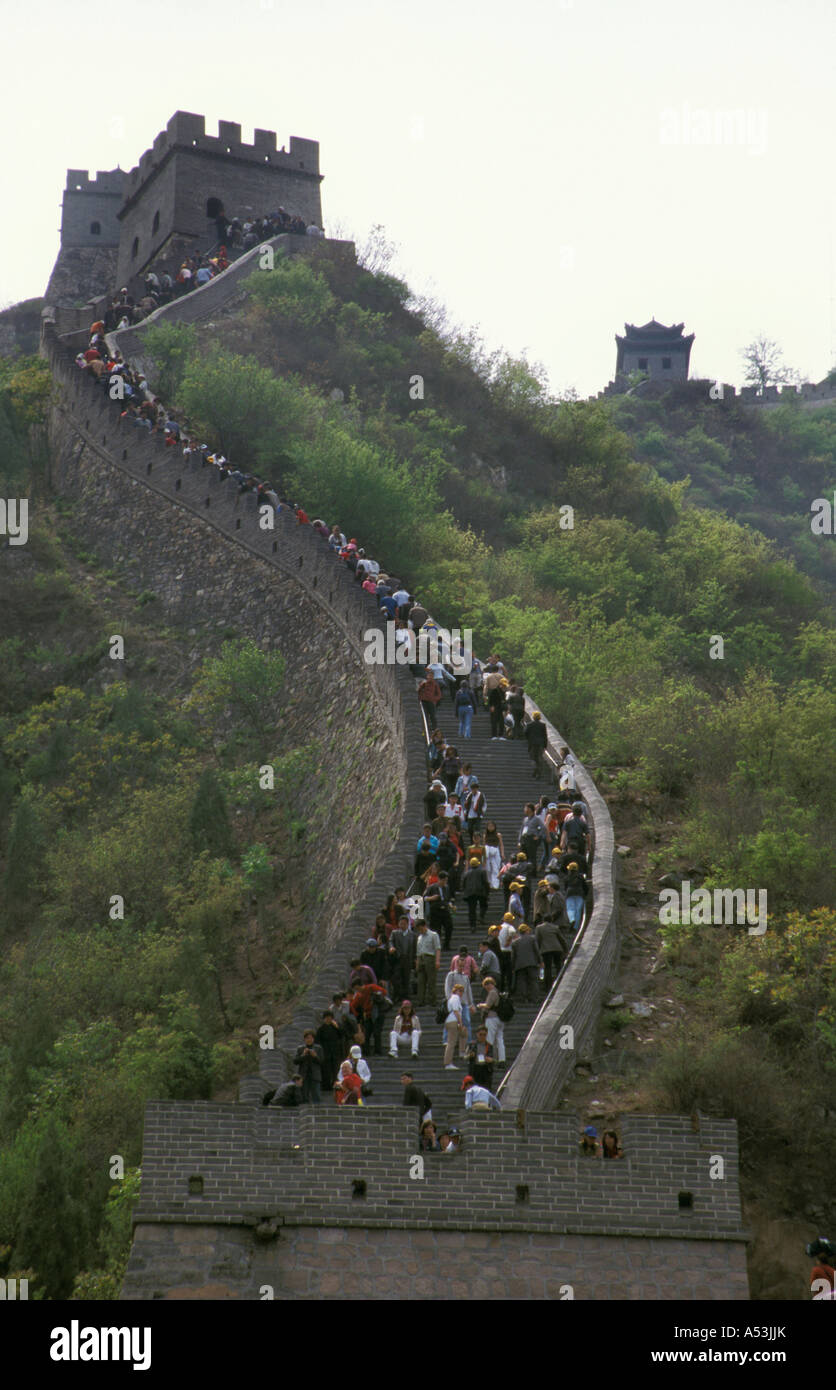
left=121, top=111, right=320, bottom=202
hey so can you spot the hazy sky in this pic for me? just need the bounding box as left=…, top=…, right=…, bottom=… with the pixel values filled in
left=3, top=0, right=834, bottom=396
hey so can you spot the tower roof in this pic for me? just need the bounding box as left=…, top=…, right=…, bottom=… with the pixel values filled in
left=614, top=318, right=695, bottom=377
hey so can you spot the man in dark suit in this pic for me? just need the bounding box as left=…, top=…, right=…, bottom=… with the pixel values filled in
left=424, top=871, right=454, bottom=950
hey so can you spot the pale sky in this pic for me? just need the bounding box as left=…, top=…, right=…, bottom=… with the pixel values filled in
left=2, top=0, right=834, bottom=397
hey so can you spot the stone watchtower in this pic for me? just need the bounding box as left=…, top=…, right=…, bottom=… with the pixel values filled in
left=114, top=111, right=323, bottom=287
left=60, top=169, right=125, bottom=249
left=615, top=318, right=694, bottom=382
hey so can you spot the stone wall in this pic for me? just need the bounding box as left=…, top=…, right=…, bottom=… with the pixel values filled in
left=43, top=297, right=746, bottom=1303
left=44, top=246, right=119, bottom=310
left=60, top=169, right=124, bottom=249
left=110, top=231, right=340, bottom=369
left=498, top=697, right=619, bottom=1112
left=115, top=111, right=323, bottom=288
left=126, top=1223, right=749, bottom=1302
left=122, top=1103, right=749, bottom=1300
left=43, top=327, right=424, bottom=966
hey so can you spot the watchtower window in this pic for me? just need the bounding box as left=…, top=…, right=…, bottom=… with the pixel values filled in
left=152, top=210, right=160, bottom=234
left=131, top=236, right=139, bottom=259
left=90, top=221, right=101, bottom=235
left=662, top=356, right=672, bottom=369
left=206, top=197, right=224, bottom=219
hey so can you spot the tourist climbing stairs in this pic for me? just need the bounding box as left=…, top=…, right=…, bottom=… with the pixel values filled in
left=252, top=691, right=572, bottom=1131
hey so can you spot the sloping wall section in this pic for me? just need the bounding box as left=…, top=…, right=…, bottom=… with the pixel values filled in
left=40, top=259, right=747, bottom=1298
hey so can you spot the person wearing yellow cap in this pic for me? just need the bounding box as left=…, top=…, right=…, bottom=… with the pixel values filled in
left=461, top=854, right=489, bottom=931
left=508, top=881, right=525, bottom=923
left=511, top=923, right=542, bottom=1003
left=498, top=917, right=516, bottom=992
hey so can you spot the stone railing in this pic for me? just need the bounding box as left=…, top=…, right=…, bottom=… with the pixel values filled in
left=498, top=695, right=619, bottom=1111
left=595, top=375, right=836, bottom=407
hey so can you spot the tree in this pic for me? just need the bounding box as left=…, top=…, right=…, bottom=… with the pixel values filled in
left=13, top=1116, right=91, bottom=1298
left=739, top=335, right=799, bottom=392
left=189, top=638, right=286, bottom=744
left=357, top=224, right=399, bottom=276
left=2, top=793, right=44, bottom=927
left=189, top=768, right=233, bottom=858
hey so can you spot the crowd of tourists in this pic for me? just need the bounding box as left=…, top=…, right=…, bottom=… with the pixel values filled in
left=97, top=203, right=323, bottom=331
left=70, top=312, right=595, bottom=1135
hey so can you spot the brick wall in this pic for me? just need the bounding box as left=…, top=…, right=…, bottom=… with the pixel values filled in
left=129, top=1103, right=747, bottom=1239
left=43, top=331, right=425, bottom=966
left=124, top=1223, right=749, bottom=1301
left=121, top=1103, right=748, bottom=1300
left=115, top=110, right=323, bottom=286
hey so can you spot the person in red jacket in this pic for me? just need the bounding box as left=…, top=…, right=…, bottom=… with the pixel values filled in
left=350, top=981, right=391, bottom=1056
left=334, top=1060, right=364, bottom=1105
left=417, top=669, right=442, bottom=731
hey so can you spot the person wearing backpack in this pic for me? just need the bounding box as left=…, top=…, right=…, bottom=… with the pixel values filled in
left=476, top=976, right=506, bottom=1068
left=454, top=683, right=476, bottom=739
left=564, top=861, right=589, bottom=933
left=560, top=803, right=589, bottom=860
left=519, top=804, right=547, bottom=873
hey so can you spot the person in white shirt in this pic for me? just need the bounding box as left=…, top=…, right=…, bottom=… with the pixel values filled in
left=389, top=1000, right=421, bottom=1058
left=444, top=967, right=474, bottom=1043
left=348, top=1045, right=371, bottom=1084
left=443, top=984, right=467, bottom=1068
left=559, top=746, right=577, bottom=793
left=356, top=556, right=380, bottom=579
left=463, top=1079, right=502, bottom=1111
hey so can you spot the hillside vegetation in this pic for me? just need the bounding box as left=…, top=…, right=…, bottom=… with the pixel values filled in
left=0, top=357, right=314, bottom=1296
left=142, top=242, right=835, bottom=1249
left=0, top=238, right=833, bottom=1298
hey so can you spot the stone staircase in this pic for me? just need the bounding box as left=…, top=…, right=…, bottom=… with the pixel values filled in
left=250, top=692, right=579, bottom=1131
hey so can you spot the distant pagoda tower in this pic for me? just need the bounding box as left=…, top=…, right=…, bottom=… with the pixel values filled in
left=615, top=318, right=694, bottom=382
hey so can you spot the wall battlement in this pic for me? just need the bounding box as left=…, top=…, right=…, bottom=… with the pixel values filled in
left=65, top=168, right=126, bottom=193
left=135, top=1102, right=746, bottom=1240
left=122, top=110, right=320, bottom=204
left=50, top=112, right=324, bottom=301
left=596, top=375, right=836, bottom=407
